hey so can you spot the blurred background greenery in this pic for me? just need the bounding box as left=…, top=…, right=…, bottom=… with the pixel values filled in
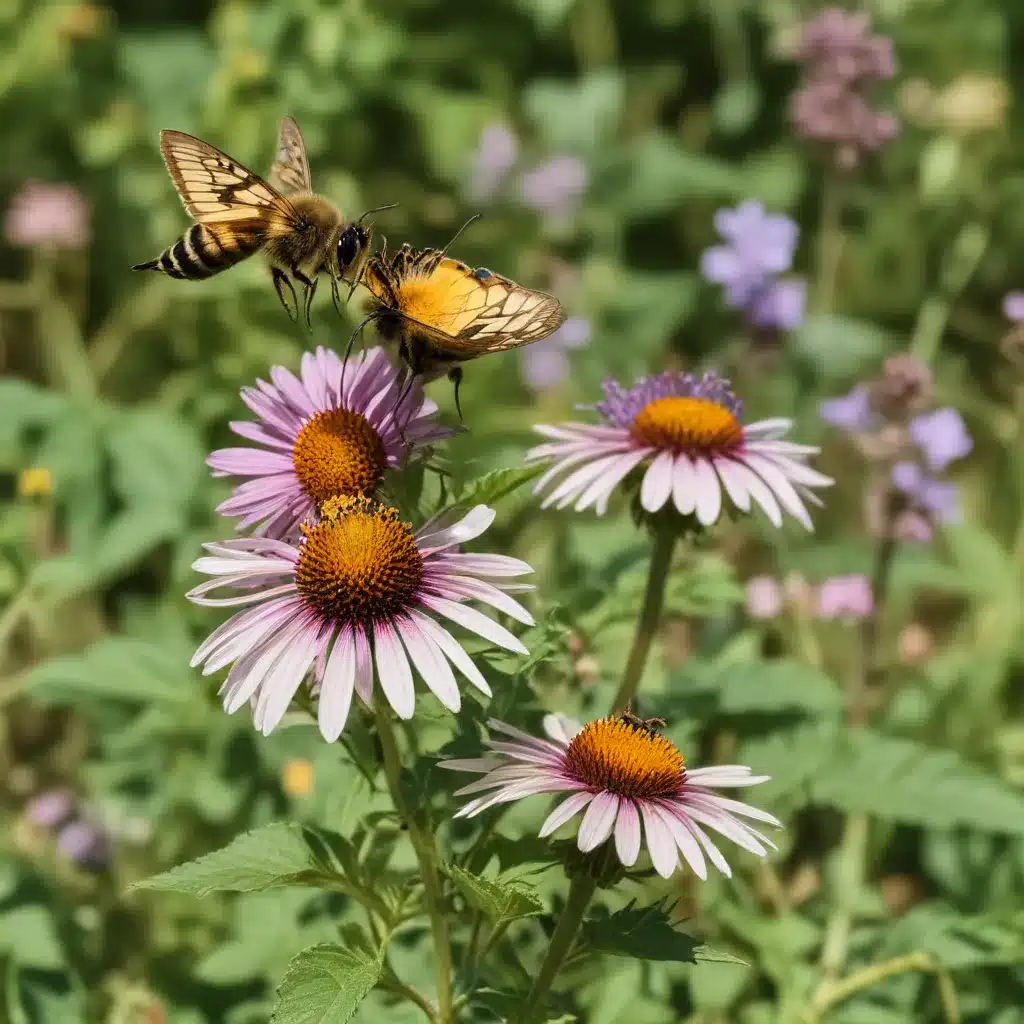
left=3, top=0, right=1024, bottom=1021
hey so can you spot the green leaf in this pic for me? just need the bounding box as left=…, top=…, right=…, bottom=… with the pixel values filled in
left=582, top=900, right=699, bottom=963
left=456, top=464, right=545, bottom=507
left=23, top=636, right=196, bottom=704
left=793, top=315, right=891, bottom=381
left=811, top=730, right=1024, bottom=833
left=0, top=379, right=67, bottom=444
left=446, top=864, right=544, bottom=925
left=0, top=907, right=64, bottom=970
left=270, top=943, right=382, bottom=1024
left=134, top=823, right=341, bottom=897
left=525, top=70, right=624, bottom=151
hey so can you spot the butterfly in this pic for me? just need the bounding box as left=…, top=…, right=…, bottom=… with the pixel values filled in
left=132, top=117, right=391, bottom=324
left=360, top=240, right=565, bottom=416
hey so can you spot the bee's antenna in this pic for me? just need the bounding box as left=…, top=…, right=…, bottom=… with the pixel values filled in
left=356, top=203, right=399, bottom=226
left=438, top=214, right=481, bottom=260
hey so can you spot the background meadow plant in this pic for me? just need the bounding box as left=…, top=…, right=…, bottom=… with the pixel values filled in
left=3, top=1, right=1024, bottom=1022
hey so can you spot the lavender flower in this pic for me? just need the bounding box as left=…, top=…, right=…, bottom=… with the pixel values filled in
left=891, top=461, right=960, bottom=525
left=520, top=316, right=590, bottom=392
left=518, top=156, right=587, bottom=219
left=57, top=820, right=110, bottom=871
left=908, top=408, right=972, bottom=472
left=468, top=123, right=519, bottom=202
left=25, top=790, right=75, bottom=829
left=819, top=385, right=875, bottom=432
left=748, top=279, right=807, bottom=332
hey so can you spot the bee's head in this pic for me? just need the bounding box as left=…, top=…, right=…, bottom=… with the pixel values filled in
left=336, top=224, right=370, bottom=277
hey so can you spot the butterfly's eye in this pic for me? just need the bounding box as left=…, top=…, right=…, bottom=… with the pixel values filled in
left=472, top=267, right=492, bottom=281
left=336, top=227, right=366, bottom=270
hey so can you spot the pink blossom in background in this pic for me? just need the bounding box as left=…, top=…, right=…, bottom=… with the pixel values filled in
left=520, top=316, right=590, bottom=392
left=745, top=576, right=783, bottom=619
left=518, top=156, right=587, bottom=219
left=468, top=123, right=519, bottom=202
left=4, top=180, right=89, bottom=248
left=1003, top=292, right=1024, bottom=322
left=816, top=574, right=874, bottom=620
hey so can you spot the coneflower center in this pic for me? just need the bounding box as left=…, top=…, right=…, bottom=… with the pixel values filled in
left=292, top=409, right=388, bottom=503
left=563, top=717, right=686, bottom=799
left=631, top=396, right=743, bottom=451
left=295, top=497, right=422, bottom=623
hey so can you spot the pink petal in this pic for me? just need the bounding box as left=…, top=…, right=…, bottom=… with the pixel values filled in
left=614, top=799, right=642, bottom=866
left=396, top=616, right=460, bottom=712
left=539, top=791, right=594, bottom=837
left=318, top=626, right=356, bottom=742
left=640, top=451, right=675, bottom=512
left=577, top=792, right=619, bottom=852
left=640, top=801, right=678, bottom=878
left=373, top=621, right=416, bottom=719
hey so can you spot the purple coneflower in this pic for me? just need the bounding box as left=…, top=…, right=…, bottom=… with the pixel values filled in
left=442, top=714, right=779, bottom=879
left=188, top=497, right=534, bottom=740
left=208, top=346, right=449, bottom=537
left=525, top=371, right=832, bottom=527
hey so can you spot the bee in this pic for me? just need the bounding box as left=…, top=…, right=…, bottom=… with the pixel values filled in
left=132, top=117, right=391, bottom=325
left=359, top=234, right=565, bottom=417
left=618, top=710, right=667, bottom=736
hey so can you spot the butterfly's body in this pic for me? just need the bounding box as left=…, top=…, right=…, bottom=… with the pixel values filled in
left=363, top=243, right=565, bottom=411
left=133, top=118, right=373, bottom=323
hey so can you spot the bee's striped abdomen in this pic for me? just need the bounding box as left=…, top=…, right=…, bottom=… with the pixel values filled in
left=132, top=223, right=262, bottom=280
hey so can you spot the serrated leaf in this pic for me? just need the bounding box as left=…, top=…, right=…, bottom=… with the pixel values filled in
left=446, top=864, right=544, bottom=925
left=456, top=464, right=544, bottom=507
left=270, top=943, right=382, bottom=1024
left=134, top=823, right=341, bottom=897
left=582, top=900, right=699, bottom=963
left=812, top=729, right=1024, bottom=833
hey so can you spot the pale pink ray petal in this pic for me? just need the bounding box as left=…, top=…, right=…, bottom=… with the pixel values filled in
left=374, top=620, right=416, bottom=720
left=671, top=454, right=699, bottom=515
left=229, top=421, right=295, bottom=451
left=577, top=791, right=620, bottom=852
left=253, top=624, right=324, bottom=735
left=614, top=799, right=642, bottom=866
left=422, top=575, right=534, bottom=625
left=542, top=713, right=583, bottom=745
left=717, top=459, right=782, bottom=527
left=437, top=757, right=504, bottom=773
left=538, top=792, right=595, bottom=837
left=576, top=449, right=651, bottom=513
left=691, top=456, right=723, bottom=526
left=640, top=451, right=675, bottom=512
left=418, top=595, right=528, bottom=655
left=711, top=457, right=752, bottom=512
left=651, top=802, right=707, bottom=879
left=640, top=801, right=679, bottom=878
left=685, top=791, right=782, bottom=828
left=396, top=615, right=461, bottom=712
left=742, top=454, right=814, bottom=530
left=318, top=626, right=357, bottom=742
left=676, top=813, right=733, bottom=877
left=352, top=625, right=374, bottom=704
left=416, top=505, right=496, bottom=554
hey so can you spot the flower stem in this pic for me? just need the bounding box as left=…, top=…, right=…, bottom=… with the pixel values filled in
left=610, top=527, right=677, bottom=713
left=519, top=872, right=597, bottom=1024
left=812, top=173, right=844, bottom=315
left=375, top=708, right=454, bottom=1022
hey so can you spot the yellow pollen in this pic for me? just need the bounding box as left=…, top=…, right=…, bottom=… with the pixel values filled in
left=282, top=759, right=314, bottom=797
left=296, top=496, right=422, bottom=624
left=292, top=409, right=387, bottom=503
left=630, top=396, right=742, bottom=451
left=18, top=467, right=53, bottom=498
left=564, top=717, right=686, bottom=799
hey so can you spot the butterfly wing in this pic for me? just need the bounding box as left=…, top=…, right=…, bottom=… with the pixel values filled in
left=159, top=130, right=298, bottom=249
left=267, top=116, right=312, bottom=196
left=373, top=252, right=565, bottom=356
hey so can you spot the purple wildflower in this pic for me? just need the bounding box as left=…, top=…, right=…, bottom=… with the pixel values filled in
left=908, top=408, right=972, bottom=472
left=746, top=577, right=783, bottom=619
left=57, top=820, right=110, bottom=871
left=4, top=181, right=89, bottom=248
left=891, top=462, right=960, bottom=524
left=25, top=790, right=76, bottom=829
left=816, top=574, right=873, bottom=620
left=1004, top=292, right=1024, bottom=323
left=819, top=385, right=875, bottom=432
left=748, top=279, right=807, bottom=332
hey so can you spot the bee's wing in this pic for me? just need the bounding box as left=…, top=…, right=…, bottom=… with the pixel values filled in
left=267, top=116, right=312, bottom=196
left=159, top=130, right=299, bottom=244
left=387, top=256, right=565, bottom=356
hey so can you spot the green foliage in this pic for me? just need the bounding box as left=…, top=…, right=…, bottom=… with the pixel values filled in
left=446, top=864, right=544, bottom=925
left=581, top=901, right=700, bottom=964
left=270, top=943, right=382, bottom=1024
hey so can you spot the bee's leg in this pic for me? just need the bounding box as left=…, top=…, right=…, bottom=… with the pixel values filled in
left=447, top=366, right=465, bottom=423
left=271, top=268, right=299, bottom=322
left=330, top=275, right=344, bottom=317
left=301, top=277, right=318, bottom=329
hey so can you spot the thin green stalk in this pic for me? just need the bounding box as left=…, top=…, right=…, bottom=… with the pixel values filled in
left=518, top=873, right=597, bottom=1024
left=812, top=174, right=844, bottom=315
left=375, top=709, right=454, bottom=1022
left=610, top=527, right=677, bottom=713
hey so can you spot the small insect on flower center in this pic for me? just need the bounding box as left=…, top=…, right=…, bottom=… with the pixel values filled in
left=563, top=716, right=686, bottom=799
left=630, top=396, right=743, bottom=452
left=292, top=409, right=388, bottom=503
left=295, top=496, right=423, bottom=624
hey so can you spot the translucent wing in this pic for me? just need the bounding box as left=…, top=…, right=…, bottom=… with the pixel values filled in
left=159, top=130, right=297, bottom=235
left=382, top=253, right=565, bottom=355
left=267, top=116, right=312, bottom=196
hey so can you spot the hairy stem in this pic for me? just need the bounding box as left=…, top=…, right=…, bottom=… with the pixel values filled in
left=375, top=709, right=454, bottom=1022
left=610, top=527, right=677, bottom=713
left=519, top=873, right=597, bottom=1024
